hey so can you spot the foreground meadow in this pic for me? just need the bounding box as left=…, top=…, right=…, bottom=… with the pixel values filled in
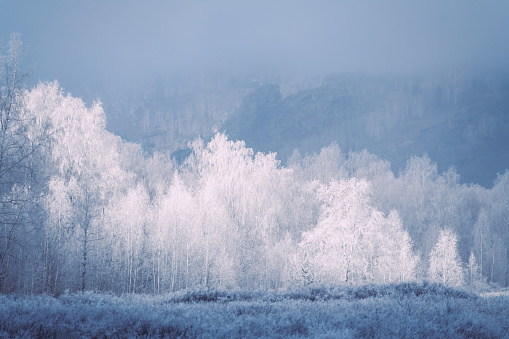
left=1, top=283, right=508, bottom=338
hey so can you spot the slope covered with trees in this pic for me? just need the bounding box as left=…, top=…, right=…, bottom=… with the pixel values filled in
left=1, top=35, right=508, bottom=294
left=222, top=72, right=509, bottom=188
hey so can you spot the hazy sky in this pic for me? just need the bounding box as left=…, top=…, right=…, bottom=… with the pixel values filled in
left=2, top=0, right=509, bottom=99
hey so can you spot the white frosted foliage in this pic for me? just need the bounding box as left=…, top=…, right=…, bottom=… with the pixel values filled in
left=428, top=229, right=464, bottom=286
left=299, top=178, right=417, bottom=285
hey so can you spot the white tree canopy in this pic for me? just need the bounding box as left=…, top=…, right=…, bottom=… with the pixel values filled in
left=299, top=178, right=417, bottom=285
left=428, top=228, right=464, bottom=287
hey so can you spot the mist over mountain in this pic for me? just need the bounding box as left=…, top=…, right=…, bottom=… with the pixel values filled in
left=101, top=72, right=305, bottom=151
left=104, top=70, right=509, bottom=188
left=3, top=1, right=509, bottom=101
left=223, top=71, right=509, bottom=187
left=3, top=0, right=509, bottom=188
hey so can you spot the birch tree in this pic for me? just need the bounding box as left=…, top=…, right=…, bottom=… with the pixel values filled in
left=25, top=82, right=119, bottom=292
left=299, top=178, right=417, bottom=285
left=428, top=228, right=464, bottom=286
left=0, top=34, right=48, bottom=292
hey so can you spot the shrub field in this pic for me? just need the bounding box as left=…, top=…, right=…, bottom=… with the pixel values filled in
left=1, top=282, right=508, bottom=338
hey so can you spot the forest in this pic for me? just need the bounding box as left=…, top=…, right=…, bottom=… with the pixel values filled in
left=1, top=34, right=509, bottom=296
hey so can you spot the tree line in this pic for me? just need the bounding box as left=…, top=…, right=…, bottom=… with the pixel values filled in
left=1, top=35, right=508, bottom=294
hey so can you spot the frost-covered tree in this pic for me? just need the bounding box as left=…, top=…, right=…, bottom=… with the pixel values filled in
left=473, top=208, right=494, bottom=282
left=0, top=34, right=50, bottom=292
left=397, top=155, right=441, bottom=261
left=428, top=229, right=464, bottom=286
left=3, top=44, right=509, bottom=294
left=299, top=178, right=417, bottom=285
left=490, top=171, right=509, bottom=287
left=24, top=82, right=131, bottom=292
left=374, top=210, right=419, bottom=283
left=104, top=184, right=150, bottom=293
left=466, top=251, right=486, bottom=291
left=181, top=133, right=303, bottom=289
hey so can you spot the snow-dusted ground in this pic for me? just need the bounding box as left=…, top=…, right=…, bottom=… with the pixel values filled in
left=1, top=283, right=508, bottom=338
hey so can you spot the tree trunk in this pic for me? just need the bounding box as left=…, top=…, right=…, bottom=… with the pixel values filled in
left=82, top=228, right=88, bottom=292
left=505, top=247, right=509, bottom=288
left=490, top=244, right=495, bottom=284
left=480, top=228, right=483, bottom=276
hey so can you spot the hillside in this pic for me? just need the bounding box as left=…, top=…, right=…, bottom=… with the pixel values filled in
left=222, top=72, right=509, bottom=188
left=101, top=71, right=509, bottom=187
left=102, top=72, right=304, bottom=155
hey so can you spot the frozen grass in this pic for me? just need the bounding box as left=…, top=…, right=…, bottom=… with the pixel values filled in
left=1, top=282, right=508, bottom=338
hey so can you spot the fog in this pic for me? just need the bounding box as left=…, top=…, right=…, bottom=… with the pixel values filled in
left=2, top=0, right=509, bottom=100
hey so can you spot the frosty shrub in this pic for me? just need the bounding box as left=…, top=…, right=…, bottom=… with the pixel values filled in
left=1, top=284, right=507, bottom=338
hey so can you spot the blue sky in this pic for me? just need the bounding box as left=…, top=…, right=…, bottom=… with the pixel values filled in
left=2, top=0, right=509, bottom=100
